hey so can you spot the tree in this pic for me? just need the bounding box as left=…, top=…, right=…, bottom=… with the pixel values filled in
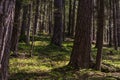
left=26, top=2, right=32, bottom=45
left=68, top=0, right=72, bottom=36
left=11, top=0, right=23, bottom=55
left=0, top=0, right=16, bottom=79
left=34, top=0, right=40, bottom=35
left=69, top=0, right=93, bottom=68
left=51, top=0, right=63, bottom=47
left=20, top=4, right=29, bottom=42
left=113, top=0, right=118, bottom=50
left=116, top=0, right=120, bottom=47
left=108, top=0, right=113, bottom=47
left=95, top=0, right=104, bottom=70
left=71, top=0, right=77, bottom=36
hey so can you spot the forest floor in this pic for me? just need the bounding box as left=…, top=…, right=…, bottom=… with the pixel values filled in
left=9, top=35, right=120, bottom=80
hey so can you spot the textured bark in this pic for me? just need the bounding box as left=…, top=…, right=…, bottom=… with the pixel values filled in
left=71, top=0, right=77, bottom=36
left=20, top=5, right=28, bottom=42
left=92, top=0, right=96, bottom=41
left=11, top=0, right=22, bottom=55
left=69, top=0, right=92, bottom=68
left=113, top=0, right=118, bottom=50
left=34, top=0, right=40, bottom=35
left=95, top=0, right=104, bottom=70
left=48, top=0, right=53, bottom=35
left=0, top=0, right=16, bottom=79
left=68, top=0, right=72, bottom=36
left=108, top=0, right=113, bottom=47
left=51, top=0, right=63, bottom=47
left=63, top=0, right=66, bottom=41
left=26, top=3, right=32, bottom=45
left=116, top=0, right=120, bottom=47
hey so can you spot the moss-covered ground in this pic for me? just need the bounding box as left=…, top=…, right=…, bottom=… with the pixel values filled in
left=9, top=35, right=120, bottom=80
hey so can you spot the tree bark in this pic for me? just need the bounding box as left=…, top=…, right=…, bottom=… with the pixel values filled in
left=26, top=3, right=32, bottom=45
left=34, top=0, right=40, bottom=35
left=71, top=0, right=77, bottom=36
left=95, top=0, right=104, bottom=70
left=0, top=0, right=16, bottom=79
left=69, top=0, right=93, bottom=69
left=108, top=0, right=113, bottom=47
left=113, top=0, right=118, bottom=50
left=11, top=0, right=22, bottom=55
left=20, top=5, right=28, bottom=42
left=51, top=0, right=63, bottom=47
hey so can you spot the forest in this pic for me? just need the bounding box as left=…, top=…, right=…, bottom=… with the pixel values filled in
left=0, top=0, right=120, bottom=80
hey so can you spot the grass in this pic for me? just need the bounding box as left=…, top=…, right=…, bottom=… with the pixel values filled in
left=9, top=35, right=120, bottom=80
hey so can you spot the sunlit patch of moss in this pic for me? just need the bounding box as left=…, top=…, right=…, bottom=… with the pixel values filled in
left=32, top=41, right=48, bottom=46
left=103, top=60, right=120, bottom=69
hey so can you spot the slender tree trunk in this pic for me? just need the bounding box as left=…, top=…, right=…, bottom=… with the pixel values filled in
left=63, top=0, right=66, bottom=41
left=11, top=0, right=22, bottom=55
left=92, top=0, right=96, bottom=42
left=48, top=0, right=53, bottom=35
left=0, top=0, right=16, bottom=79
left=20, top=5, right=28, bottom=42
left=116, top=0, right=120, bottom=47
left=26, top=3, right=32, bottom=45
left=34, top=0, right=40, bottom=35
left=71, top=0, right=77, bottom=36
left=108, top=0, right=113, bottom=47
left=68, top=0, right=72, bottom=36
left=95, top=0, right=104, bottom=70
left=113, top=0, right=118, bottom=50
left=51, top=0, right=63, bottom=47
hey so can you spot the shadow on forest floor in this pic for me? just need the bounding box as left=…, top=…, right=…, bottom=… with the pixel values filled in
left=9, top=35, right=120, bottom=80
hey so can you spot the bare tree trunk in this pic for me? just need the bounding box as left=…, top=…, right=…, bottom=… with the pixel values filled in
left=26, top=3, right=32, bottom=45
left=11, top=0, right=22, bottom=55
left=113, top=0, right=118, bottom=50
left=95, top=0, right=104, bottom=70
left=71, top=0, right=77, bottom=36
left=34, top=0, right=40, bottom=35
left=20, top=5, right=28, bottom=42
left=0, top=0, right=16, bottom=79
left=68, top=0, right=72, bottom=36
left=116, top=0, right=120, bottom=47
left=108, top=0, right=113, bottom=47
left=63, top=0, right=66, bottom=41
left=51, top=0, right=63, bottom=47
left=69, top=0, right=93, bottom=69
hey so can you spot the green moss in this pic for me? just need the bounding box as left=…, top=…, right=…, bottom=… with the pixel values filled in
left=9, top=35, right=120, bottom=80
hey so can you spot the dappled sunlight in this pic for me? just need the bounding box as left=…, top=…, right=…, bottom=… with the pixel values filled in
left=9, top=35, right=120, bottom=79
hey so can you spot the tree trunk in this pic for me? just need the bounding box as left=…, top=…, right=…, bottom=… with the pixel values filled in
left=68, top=0, right=72, bottom=36
left=51, top=0, right=63, bottom=47
left=113, top=0, right=118, bottom=50
left=116, top=0, right=120, bottom=47
left=0, top=0, right=16, bottom=79
left=63, top=0, right=66, bottom=41
left=69, top=0, right=93, bottom=69
left=108, top=0, right=113, bottom=47
left=71, top=0, right=77, bottom=36
left=34, top=0, right=40, bottom=35
left=11, top=0, right=22, bottom=55
left=95, top=0, right=104, bottom=70
left=26, top=3, right=32, bottom=45
left=20, top=5, right=28, bottom=42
